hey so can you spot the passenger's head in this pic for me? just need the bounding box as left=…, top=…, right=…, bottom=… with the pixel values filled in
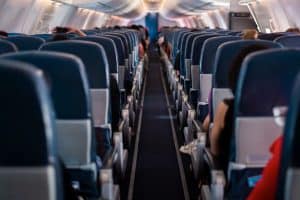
left=229, top=44, right=271, bottom=95
left=285, top=27, right=300, bottom=34
left=0, top=30, right=8, bottom=38
left=242, top=29, right=258, bottom=40
left=51, top=33, right=68, bottom=41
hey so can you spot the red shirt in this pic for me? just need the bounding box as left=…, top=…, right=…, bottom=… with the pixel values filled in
left=247, top=136, right=283, bottom=200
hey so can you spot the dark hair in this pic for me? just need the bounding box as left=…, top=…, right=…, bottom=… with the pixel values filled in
left=229, top=44, right=271, bottom=94
left=51, top=34, right=68, bottom=41
left=0, top=30, right=8, bottom=37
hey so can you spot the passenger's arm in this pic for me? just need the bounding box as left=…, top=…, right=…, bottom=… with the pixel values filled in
left=209, top=101, right=228, bottom=156
left=66, top=27, right=87, bottom=36
left=202, top=114, right=210, bottom=133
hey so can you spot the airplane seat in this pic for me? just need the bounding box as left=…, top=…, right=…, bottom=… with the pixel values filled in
left=102, top=35, right=128, bottom=104
left=72, top=36, right=134, bottom=167
left=33, top=34, right=53, bottom=41
left=40, top=40, right=112, bottom=158
left=258, top=32, right=286, bottom=41
left=191, top=36, right=241, bottom=120
left=82, top=30, right=98, bottom=35
left=73, top=36, right=121, bottom=132
left=227, top=31, right=242, bottom=36
left=212, top=40, right=281, bottom=120
left=183, top=33, right=206, bottom=94
left=105, top=33, right=132, bottom=95
left=277, top=72, right=300, bottom=200
left=227, top=49, right=300, bottom=199
left=0, top=59, right=63, bottom=200
left=0, top=40, right=18, bottom=54
left=0, top=51, right=100, bottom=197
left=7, top=33, right=26, bottom=37
left=178, top=32, right=191, bottom=84
left=274, top=35, right=300, bottom=48
left=5, top=36, right=45, bottom=51
left=188, top=34, right=220, bottom=121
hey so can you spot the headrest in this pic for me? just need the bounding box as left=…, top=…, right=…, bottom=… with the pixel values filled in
left=0, top=59, right=55, bottom=166
left=200, top=36, right=240, bottom=73
left=0, top=40, right=18, bottom=54
left=33, top=34, right=53, bottom=41
left=235, top=49, right=300, bottom=117
left=74, top=36, right=118, bottom=73
left=184, top=33, right=203, bottom=58
left=258, top=33, right=286, bottom=41
left=114, top=31, right=133, bottom=52
left=177, top=31, right=190, bottom=51
left=191, top=34, right=220, bottom=65
left=104, top=33, right=129, bottom=58
left=103, top=35, right=125, bottom=65
left=5, top=36, right=45, bottom=51
left=214, top=40, right=281, bottom=88
left=40, top=40, right=110, bottom=89
left=1, top=51, right=91, bottom=120
left=275, top=35, right=300, bottom=48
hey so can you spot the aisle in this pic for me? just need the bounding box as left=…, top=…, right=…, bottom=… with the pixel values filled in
left=129, top=50, right=186, bottom=200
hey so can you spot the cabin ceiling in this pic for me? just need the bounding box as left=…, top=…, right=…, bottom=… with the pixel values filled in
left=53, top=0, right=230, bottom=19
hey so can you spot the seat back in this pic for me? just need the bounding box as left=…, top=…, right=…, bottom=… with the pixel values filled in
left=278, top=73, right=300, bottom=200
left=73, top=36, right=121, bottom=131
left=275, top=35, right=300, bottom=48
left=189, top=34, right=220, bottom=103
left=0, top=59, right=62, bottom=200
left=5, top=36, right=45, bottom=51
left=232, top=49, right=300, bottom=166
left=74, top=36, right=118, bottom=75
left=183, top=33, right=205, bottom=81
left=258, top=32, right=286, bottom=41
left=33, top=34, right=53, bottom=41
left=103, top=35, right=125, bottom=65
left=1, top=51, right=96, bottom=167
left=0, top=40, right=18, bottom=54
left=213, top=40, right=281, bottom=118
left=40, top=41, right=110, bottom=128
left=194, top=36, right=240, bottom=103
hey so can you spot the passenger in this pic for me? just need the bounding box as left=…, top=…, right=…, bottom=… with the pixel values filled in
left=285, top=27, right=300, bottom=33
left=247, top=136, right=282, bottom=200
left=51, top=33, right=69, bottom=41
left=242, top=29, right=258, bottom=39
left=0, top=30, right=8, bottom=38
left=160, top=39, right=172, bottom=59
left=180, top=45, right=271, bottom=171
left=209, top=45, right=270, bottom=170
left=52, top=26, right=86, bottom=37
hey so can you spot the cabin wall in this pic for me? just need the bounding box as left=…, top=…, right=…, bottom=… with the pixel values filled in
left=0, top=0, right=110, bottom=34
left=234, top=0, right=294, bottom=33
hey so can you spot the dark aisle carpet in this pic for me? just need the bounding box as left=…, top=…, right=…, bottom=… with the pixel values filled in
left=132, top=50, right=185, bottom=200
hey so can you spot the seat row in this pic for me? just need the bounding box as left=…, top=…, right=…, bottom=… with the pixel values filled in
left=0, top=28, right=146, bottom=200
left=160, top=27, right=300, bottom=199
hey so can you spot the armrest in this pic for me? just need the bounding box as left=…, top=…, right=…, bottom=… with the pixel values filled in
left=203, top=148, right=222, bottom=170
left=192, top=119, right=204, bottom=132
left=100, top=168, right=115, bottom=200
left=200, top=170, right=226, bottom=200
left=201, top=185, right=211, bottom=200
left=211, top=170, right=226, bottom=200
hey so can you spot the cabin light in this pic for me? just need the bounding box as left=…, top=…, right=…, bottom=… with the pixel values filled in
left=213, top=2, right=230, bottom=7
left=239, top=0, right=257, bottom=5
left=265, top=28, right=271, bottom=33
